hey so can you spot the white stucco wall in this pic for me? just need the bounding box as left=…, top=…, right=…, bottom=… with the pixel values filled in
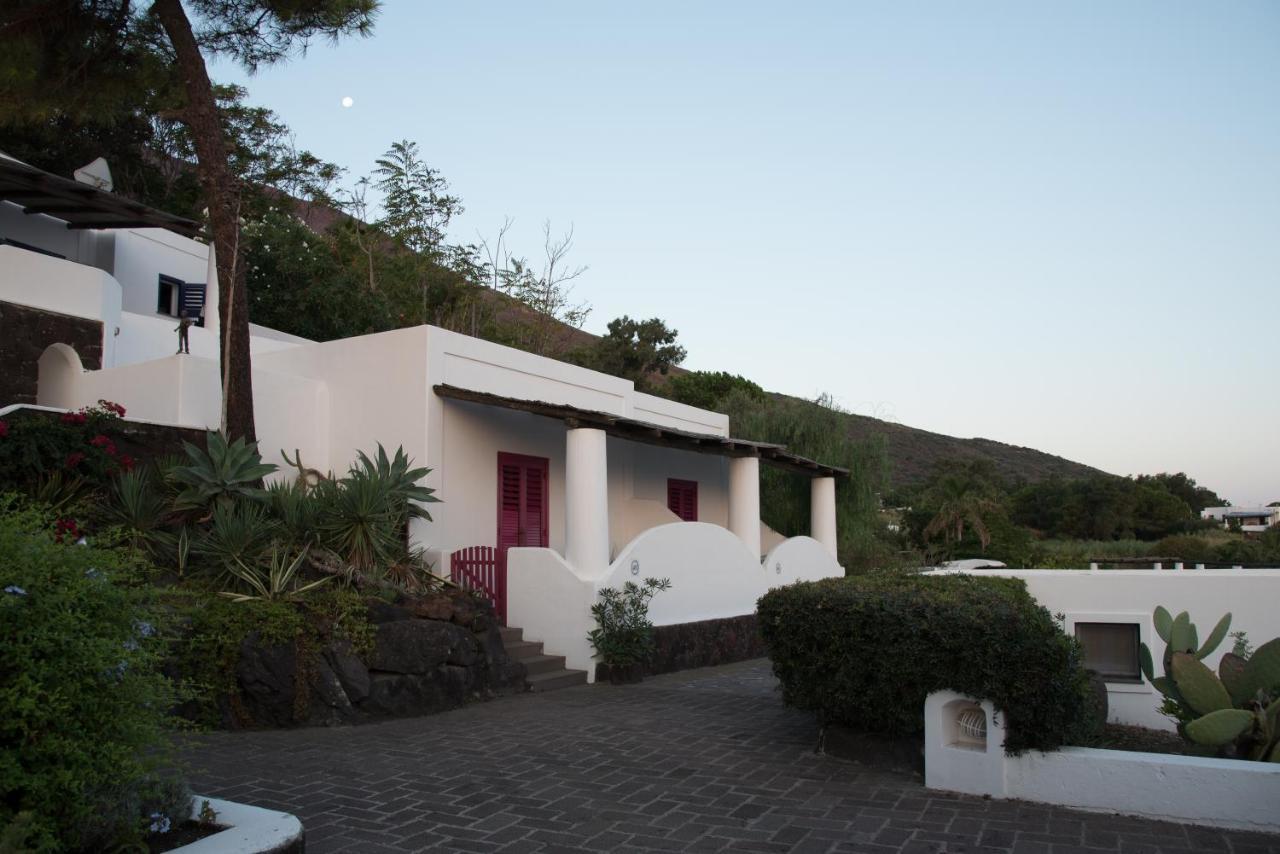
left=925, top=689, right=1280, bottom=832
left=508, top=523, right=844, bottom=680
left=0, top=245, right=122, bottom=366
left=111, top=228, right=211, bottom=320
left=930, top=568, right=1280, bottom=730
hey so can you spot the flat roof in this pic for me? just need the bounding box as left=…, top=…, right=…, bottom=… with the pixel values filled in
left=0, top=156, right=201, bottom=237
left=434, top=384, right=849, bottom=478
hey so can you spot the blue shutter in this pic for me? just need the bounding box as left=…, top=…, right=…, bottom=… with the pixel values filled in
left=178, top=282, right=207, bottom=326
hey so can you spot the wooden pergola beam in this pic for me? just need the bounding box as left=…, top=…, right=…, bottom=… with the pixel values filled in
left=433, top=384, right=849, bottom=478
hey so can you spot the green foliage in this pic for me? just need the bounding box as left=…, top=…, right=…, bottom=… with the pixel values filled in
left=1134, top=472, right=1224, bottom=515
left=587, top=578, right=672, bottom=667
left=0, top=503, right=185, bottom=850
left=107, top=468, right=174, bottom=557
left=666, top=370, right=765, bottom=411
left=0, top=402, right=133, bottom=508
left=1139, top=606, right=1280, bottom=761
left=221, top=547, right=330, bottom=603
left=757, top=574, right=1099, bottom=754
left=373, top=139, right=461, bottom=252
left=196, top=499, right=279, bottom=573
left=167, top=585, right=375, bottom=726
left=1010, top=473, right=1196, bottom=541
left=171, top=432, right=277, bottom=510
left=574, top=316, right=687, bottom=391
left=721, top=392, right=888, bottom=571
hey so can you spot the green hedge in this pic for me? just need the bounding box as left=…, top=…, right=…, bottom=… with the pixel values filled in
left=757, top=574, right=1099, bottom=753
left=0, top=500, right=186, bottom=851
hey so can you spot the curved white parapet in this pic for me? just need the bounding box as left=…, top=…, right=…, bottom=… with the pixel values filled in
left=169, top=796, right=303, bottom=853
left=923, top=689, right=1280, bottom=833
left=508, top=524, right=846, bottom=683
left=762, top=536, right=844, bottom=587
left=602, top=522, right=766, bottom=626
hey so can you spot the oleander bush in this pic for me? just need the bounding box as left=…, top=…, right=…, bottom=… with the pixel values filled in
left=757, top=573, right=1100, bottom=753
left=0, top=498, right=187, bottom=851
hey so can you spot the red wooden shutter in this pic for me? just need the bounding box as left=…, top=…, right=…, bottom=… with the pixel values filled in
left=521, top=462, right=545, bottom=547
left=498, top=462, right=522, bottom=552
left=667, top=478, right=698, bottom=522
left=497, top=453, right=550, bottom=552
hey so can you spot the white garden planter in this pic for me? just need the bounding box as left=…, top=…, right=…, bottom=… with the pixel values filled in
left=166, top=796, right=303, bottom=853
left=925, top=691, right=1280, bottom=833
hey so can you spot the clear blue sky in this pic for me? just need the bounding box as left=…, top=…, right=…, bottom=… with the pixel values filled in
left=217, top=1, right=1280, bottom=505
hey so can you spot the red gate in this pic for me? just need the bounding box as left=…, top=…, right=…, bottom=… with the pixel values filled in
left=451, top=545, right=506, bottom=623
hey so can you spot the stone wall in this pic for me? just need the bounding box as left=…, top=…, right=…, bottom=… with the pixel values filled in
left=226, top=589, right=527, bottom=729
left=647, top=614, right=766, bottom=676
left=0, top=300, right=103, bottom=406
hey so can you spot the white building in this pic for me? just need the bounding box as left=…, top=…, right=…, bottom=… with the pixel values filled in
left=1201, top=505, right=1280, bottom=534
left=0, top=155, right=845, bottom=683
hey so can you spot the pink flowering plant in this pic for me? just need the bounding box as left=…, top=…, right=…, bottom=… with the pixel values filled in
left=0, top=401, right=133, bottom=506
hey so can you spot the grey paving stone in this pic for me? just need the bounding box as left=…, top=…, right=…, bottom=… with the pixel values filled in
left=180, top=659, right=1279, bottom=853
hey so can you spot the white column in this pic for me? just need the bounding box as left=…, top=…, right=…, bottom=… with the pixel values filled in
left=811, top=476, right=837, bottom=557
left=729, top=456, right=761, bottom=557
left=565, top=426, right=609, bottom=574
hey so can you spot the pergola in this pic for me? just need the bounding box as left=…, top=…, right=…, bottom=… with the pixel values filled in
left=0, top=157, right=201, bottom=237
left=433, top=384, right=845, bottom=565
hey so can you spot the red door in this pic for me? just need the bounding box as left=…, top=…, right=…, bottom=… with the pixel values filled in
left=497, top=452, right=550, bottom=555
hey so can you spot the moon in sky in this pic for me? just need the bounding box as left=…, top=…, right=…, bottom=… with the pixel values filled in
left=341, top=96, right=354, bottom=108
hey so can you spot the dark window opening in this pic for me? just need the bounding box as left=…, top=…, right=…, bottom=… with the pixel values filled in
left=157, top=275, right=205, bottom=326
left=667, top=478, right=698, bottom=522
left=1075, top=622, right=1142, bottom=683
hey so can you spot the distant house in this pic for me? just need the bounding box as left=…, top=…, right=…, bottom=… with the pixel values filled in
left=1201, top=506, right=1280, bottom=534
left=0, top=154, right=846, bottom=684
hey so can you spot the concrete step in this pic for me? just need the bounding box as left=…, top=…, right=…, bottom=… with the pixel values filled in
left=504, top=640, right=544, bottom=660
left=521, top=653, right=568, bottom=676
left=526, top=669, right=588, bottom=692
left=498, top=626, right=523, bottom=645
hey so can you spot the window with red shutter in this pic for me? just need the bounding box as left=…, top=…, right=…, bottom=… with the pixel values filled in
left=667, top=478, right=698, bottom=522
left=497, top=453, right=549, bottom=553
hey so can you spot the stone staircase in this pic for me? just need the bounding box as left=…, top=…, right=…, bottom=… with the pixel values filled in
left=499, top=626, right=588, bottom=692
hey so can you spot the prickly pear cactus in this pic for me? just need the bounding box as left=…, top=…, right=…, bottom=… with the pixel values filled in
left=1139, top=607, right=1280, bottom=762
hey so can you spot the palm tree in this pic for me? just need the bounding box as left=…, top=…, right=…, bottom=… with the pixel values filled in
left=922, top=466, right=1002, bottom=552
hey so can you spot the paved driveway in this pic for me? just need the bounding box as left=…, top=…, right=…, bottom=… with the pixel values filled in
left=182, top=660, right=1279, bottom=853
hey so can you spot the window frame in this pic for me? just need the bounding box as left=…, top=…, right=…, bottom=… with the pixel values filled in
left=666, top=478, right=698, bottom=523
left=1062, top=611, right=1153, bottom=694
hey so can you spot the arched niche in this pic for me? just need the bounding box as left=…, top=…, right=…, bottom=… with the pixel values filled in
left=36, top=343, right=84, bottom=409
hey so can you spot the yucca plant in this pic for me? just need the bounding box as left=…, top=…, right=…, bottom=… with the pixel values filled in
left=220, top=547, right=330, bottom=603
left=266, top=480, right=320, bottom=548
left=195, top=500, right=278, bottom=575
left=314, top=473, right=400, bottom=574
left=106, top=469, right=174, bottom=557
left=170, top=432, right=277, bottom=511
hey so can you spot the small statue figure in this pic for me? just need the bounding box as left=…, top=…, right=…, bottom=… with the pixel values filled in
left=175, top=311, right=193, bottom=355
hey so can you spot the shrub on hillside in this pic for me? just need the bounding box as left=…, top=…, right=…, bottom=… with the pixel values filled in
left=0, top=498, right=186, bottom=850
left=757, top=574, right=1099, bottom=753
left=1153, top=534, right=1216, bottom=563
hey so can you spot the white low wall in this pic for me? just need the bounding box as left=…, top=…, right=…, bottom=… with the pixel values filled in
left=931, top=568, right=1280, bottom=730
left=507, top=523, right=844, bottom=682
left=925, top=689, right=1280, bottom=833
left=1, top=245, right=122, bottom=367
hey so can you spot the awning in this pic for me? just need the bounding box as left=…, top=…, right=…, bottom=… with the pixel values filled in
left=0, top=156, right=201, bottom=237
left=433, top=384, right=849, bottom=478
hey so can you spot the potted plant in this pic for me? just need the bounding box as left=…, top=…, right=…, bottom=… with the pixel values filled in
left=588, top=577, right=671, bottom=684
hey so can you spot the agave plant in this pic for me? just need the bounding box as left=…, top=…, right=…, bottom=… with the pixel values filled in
left=220, top=547, right=330, bottom=603
left=170, top=432, right=277, bottom=511
left=351, top=444, right=439, bottom=524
